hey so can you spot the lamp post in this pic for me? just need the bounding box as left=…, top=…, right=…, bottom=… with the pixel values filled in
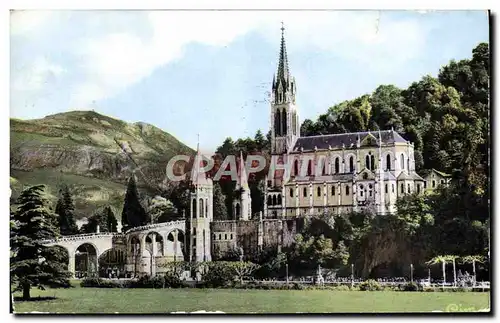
left=428, top=268, right=431, bottom=285
left=410, top=264, right=414, bottom=283
left=351, top=264, right=354, bottom=288
left=286, top=263, right=289, bottom=285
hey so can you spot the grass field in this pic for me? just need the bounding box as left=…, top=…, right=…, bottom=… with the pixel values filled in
left=12, top=285, right=490, bottom=314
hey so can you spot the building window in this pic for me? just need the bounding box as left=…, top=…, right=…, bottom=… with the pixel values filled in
left=303, top=187, right=307, bottom=197
left=371, top=155, right=375, bottom=171
left=400, top=154, right=405, bottom=170
left=365, top=155, right=370, bottom=170
left=349, top=156, right=354, bottom=173
left=441, top=179, right=445, bottom=185
left=307, top=160, right=312, bottom=176
left=385, top=184, right=388, bottom=194
left=432, top=180, right=436, bottom=188
left=213, top=234, right=216, bottom=240
left=360, top=190, right=363, bottom=197
left=369, top=184, right=373, bottom=197
left=267, top=195, right=272, bottom=205
left=317, top=187, right=321, bottom=197
left=335, top=157, right=340, bottom=174
left=407, top=184, right=411, bottom=193
left=386, top=154, right=391, bottom=170
left=392, top=184, right=395, bottom=193
left=424, top=181, right=427, bottom=189
left=331, top=186, right=335, bottom=196
left=346, top=186, right=350, bottom=196
left=218, top=234, right=221, bottom=240
left=417, top=185, right=421, bottom=194
left=272, top=195, right=277, bottom=205
left=290, top=188, right=294, bottom=197
left=278, top=195, right=282, bottom=205
left=294, top=159, right=299, bottom=176
left=230, top=234, right=233, bottom=240
left=400, top=183, right=404, bottom=193
left=224, top=234, right=227, bottom=240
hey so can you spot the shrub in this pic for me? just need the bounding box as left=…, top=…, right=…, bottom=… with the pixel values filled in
left=358, top=279, right=382, bottom=291
left=80, top=278, right=129, bottom=288
left=401, top=282, right=419, bottom=291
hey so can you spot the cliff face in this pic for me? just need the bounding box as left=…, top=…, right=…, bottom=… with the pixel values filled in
left=10, top=110, right=194, bottom=219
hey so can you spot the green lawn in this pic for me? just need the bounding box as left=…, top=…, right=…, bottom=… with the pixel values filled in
left=12, top=285, right=490, bottom=314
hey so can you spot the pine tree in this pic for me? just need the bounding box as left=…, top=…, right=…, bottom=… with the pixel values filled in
left=55, top=184, right=79, bottom=235
left=121, top=176, right=148, bottom=230
left=213, top=183, right=228, bottom=220
left=10, top=185, right=71, bottom=300
left=105, top=206, right=118, bottom=232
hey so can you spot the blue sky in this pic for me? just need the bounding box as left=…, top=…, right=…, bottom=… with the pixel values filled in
left=10, top=10, right=489, bottom=153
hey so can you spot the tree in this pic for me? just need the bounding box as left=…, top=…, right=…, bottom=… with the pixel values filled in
left=54, top=184, right=78, bottom=235
left=213, top=183, right=228, bottom=220
left=104, top=206, right=118, bottom=232
left=121, top=175, right=149, bottom=230
left=460, top=255, right=484, bottom=286
left=232, top=261, right=259, bottom=285
left=10, top=185, right=71, bottom=300
left=426, top=256, right=448, bottom=288
left=444, top=255, right=459, bottom=287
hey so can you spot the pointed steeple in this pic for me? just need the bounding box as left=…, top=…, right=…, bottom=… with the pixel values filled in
left=191, top=135, right=209, bottom=186
left=277, top=22, right=290, bottom=86
left=237, top=151, right=249, bottom=191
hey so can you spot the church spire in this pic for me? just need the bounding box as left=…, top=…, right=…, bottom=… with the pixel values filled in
left=276, top=22, right=290, bottom=87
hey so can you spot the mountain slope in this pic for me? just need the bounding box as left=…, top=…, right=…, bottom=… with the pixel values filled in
left=10, top=110, right=194, bottom=220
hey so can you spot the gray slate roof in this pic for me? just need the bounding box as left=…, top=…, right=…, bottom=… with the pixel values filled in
left=292, top=130, right=407, bottom=152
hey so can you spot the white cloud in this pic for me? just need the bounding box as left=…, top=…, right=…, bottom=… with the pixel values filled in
left=10, top=10, right=53, bottom=35
left=11, top=57, right=65, bottom=92
left=12, top=11, right=429, bottom=108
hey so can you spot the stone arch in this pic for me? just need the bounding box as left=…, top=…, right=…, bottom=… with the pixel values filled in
left=199, top=198, right=204, bottom=218
left=281, top=109, right=287, bottom=135
left=98, top=248, right=126, bottom=278
left=385, top=152, right=392, bottom=171
left=143, top=231, right=164, bottom=257
left=75, top=243, right=98, bottom=278
left=275, top=109, right=282, bottom=136
left=192, top=198, right=197, bottom=218
left=166, top=228, right=186, bottom=262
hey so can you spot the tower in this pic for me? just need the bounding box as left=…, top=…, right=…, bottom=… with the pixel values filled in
left=232, top=151, right=252, bottom=220
left=188, top=141, right=213, bottom=263
left=270, top=23, right=300, bottom=155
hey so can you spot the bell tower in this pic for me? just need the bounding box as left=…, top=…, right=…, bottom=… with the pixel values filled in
left=270, top=23, right=300, bottom=155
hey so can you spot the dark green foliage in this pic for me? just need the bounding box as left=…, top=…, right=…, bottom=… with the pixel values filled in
left=359, top=279, right=383, bottom=291
left=55, top=184, right=78, bottom=235
left=81, top=206, right=118, bottom=233
left=213, top=183, right=228, bottom=220
left=121, top=176, right=149, bottom=230
left=10, top=185, right=72, bottom=300
left=402, top=282, right=419, bottom=291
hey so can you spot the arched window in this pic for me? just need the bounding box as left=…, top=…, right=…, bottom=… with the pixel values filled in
left=303, top=187, right=307, bottom=197
left=272, top=195, right=277, bottom=205
left=386, top=154, right=391, bottom=170
left=275, top=110, right=281, bottom=136
left=289, top=188, right=294, bottom=197
left=417, top=184, right=421, bottom=194
left=267, top=195, right=272, bottom=205
left=199, top=198, right=204, bottom=218
left=292, top=111, right=297, bottom=135
left=331, top=186, right=335, bottom=196
left=307, top=160, right=312, bottom=176
left=370, top=155, right=375, bottom=171
left=432, top=180, right=436, bottom=188
left=277, top=195, right=282, bottom=205
left=335, top=157, right=340, bottom=174
left=235, top=204, right=241, bottom=217
left=349, top=156, right=354, bottom=173
left=317, top=187, right=321, bottom=197
left=282, top=110, right=287, bottom=135
left=294, top=159, right=299, bottom=176
left=400, top=183, right=404, bottom=193
left=392, top=184, right=395, bottom=193
left=400, top=154, right=405, bottom=170
left=365, top=155, right=370, bottom=170
left=346, top=185, right=350, bottom=196
left=385, top=184, right=388, bottom=193
left=322, top=160, right=327, bottom=175
left=192, top=199, right=197, bottom=218
left=408, top=184, right=411, bottom=193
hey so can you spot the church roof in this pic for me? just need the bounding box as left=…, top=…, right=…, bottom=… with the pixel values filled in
left=291, top=130, right=407, bottom=152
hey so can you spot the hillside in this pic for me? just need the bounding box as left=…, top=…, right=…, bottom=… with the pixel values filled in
left=10, top=110, right=194, bottom=220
